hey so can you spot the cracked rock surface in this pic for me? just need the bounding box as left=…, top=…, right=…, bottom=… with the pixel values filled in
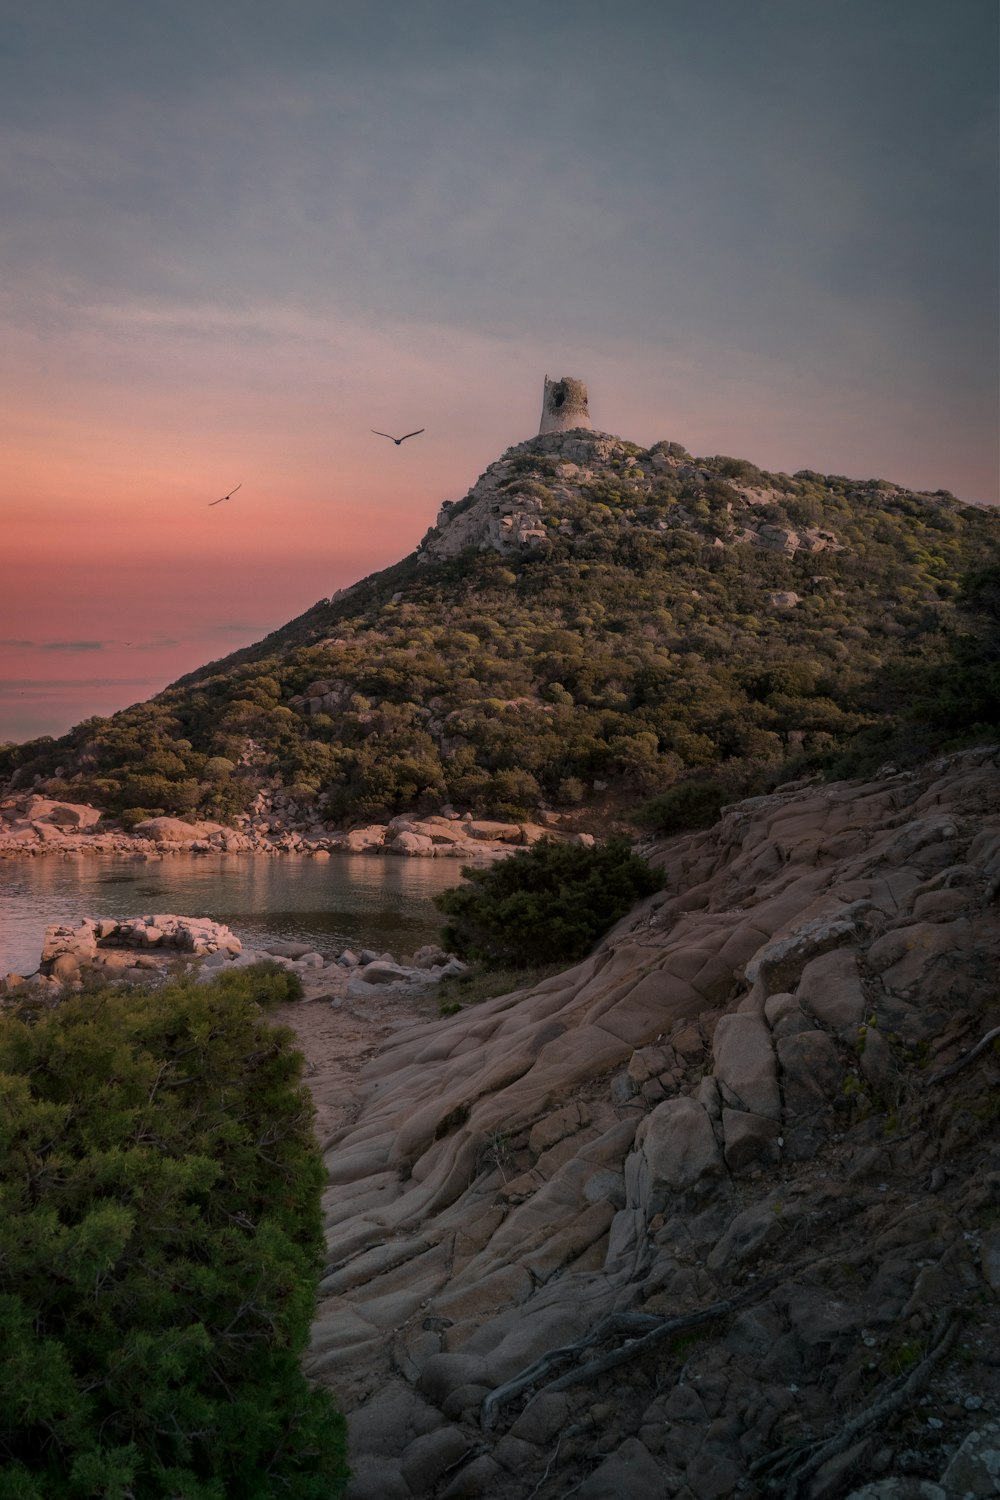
left=285, top=746, right=1000, bottom=1499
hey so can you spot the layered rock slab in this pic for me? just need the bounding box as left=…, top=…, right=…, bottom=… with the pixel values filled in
left=304, top=747, right=1000, bottom=1499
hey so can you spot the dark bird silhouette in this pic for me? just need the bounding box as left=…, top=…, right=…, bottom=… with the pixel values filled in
left=209, top=483, right=242, bottom=506
left=371, top=428, right=424, bottom=446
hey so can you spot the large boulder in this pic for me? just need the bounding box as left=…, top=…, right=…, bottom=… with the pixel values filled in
left=29, top=798, right=103, bottom=829
left=628, top=1096, right=724, bottom=1210
left=40, top=920, right=99, bottom=967
left=132, top=817, right=227, bottom=844
left=712, top=1013, right=780, bottom=1118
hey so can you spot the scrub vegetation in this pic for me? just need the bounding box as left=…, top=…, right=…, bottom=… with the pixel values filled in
left=434, top=836, right=663, bottom=968
left=0, top=968, right=349, bottom=1499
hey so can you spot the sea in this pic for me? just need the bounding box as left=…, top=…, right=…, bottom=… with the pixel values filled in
left=0, top=852, right=464, bottom=978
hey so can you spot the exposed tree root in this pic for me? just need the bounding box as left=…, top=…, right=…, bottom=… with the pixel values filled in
left=748, top=1306, right=964, bottom=1498
left=480, top=1269, right=795, bottom=1432
left=925, top=1025, right=1000, bottom=1085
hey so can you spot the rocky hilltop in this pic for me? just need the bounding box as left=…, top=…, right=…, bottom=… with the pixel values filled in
left=417, top=430, right=845, bottom=566
left=297, top=744, right=1000, bottom=1500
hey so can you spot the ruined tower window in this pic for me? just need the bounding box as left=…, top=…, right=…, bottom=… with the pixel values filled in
left=553, top=390, right=566, bottom=408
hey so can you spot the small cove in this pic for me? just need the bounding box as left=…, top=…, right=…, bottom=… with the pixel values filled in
left=0, top=852, right=463, bottom=976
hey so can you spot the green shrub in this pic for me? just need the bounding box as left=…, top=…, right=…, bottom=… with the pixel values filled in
left=435, top=836, right=662, bottom=968
left=0, top=968, right=347, bottom=1498
left=631, top=778, right=727, bottom=834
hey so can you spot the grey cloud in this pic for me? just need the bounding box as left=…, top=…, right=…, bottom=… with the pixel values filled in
left=0, top=639, right=109, bottom=652
left=39, top=640, right=106, bottom=653
left=0, top=677, right=159, bottom=695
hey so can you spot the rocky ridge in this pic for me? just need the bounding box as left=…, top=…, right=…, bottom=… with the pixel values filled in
left=416, top=430, right=848, bottom=566
left=298, top=745, right=1000, bottom=1500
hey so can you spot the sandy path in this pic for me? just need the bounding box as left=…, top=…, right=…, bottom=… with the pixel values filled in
left=272, top=970, right=441, bottom=1145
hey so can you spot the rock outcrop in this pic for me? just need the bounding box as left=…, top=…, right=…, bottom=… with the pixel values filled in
left=6, top=920, right=467, bottom=1003
left=302, top=746, right=1000, bottom=1499
left=414, top=430, right=850, bottom=568
left=31, top=914, right=243, bottom=986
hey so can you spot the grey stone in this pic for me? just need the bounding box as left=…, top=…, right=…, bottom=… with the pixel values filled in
left=684, top=1449, right=740, bottom=1498
left=797, top=947, right=868, bottom=1033
left=575, top=1437, right=669, bottom=1499
left=763, top=990, right=798, bottom=1027
left=743, top=902, right=876, bottom=994
left=777, top=1029, right=845, bottom=1111
left=418, top=1352, right=491, bottom=1405
left=264, top=940, right=317, bottom=959
left=343, top=1455, right=410, bottom=1500
left=51, top=952, right=82, bottom=982
left=611, top=1069, right=638, bottom=1106
left=399, top=1426, right=472, bottom=1493
left=584, top=1168, right=626, bottom=1207
left=707, top=1196, right=787, bottom=1271
left=981, top=1229, right=1000, bottom=1294
left=940, top=1418, right=1000, bottom=1496
left=712, top=1013, right=780, bottom=1118
left=509, top=1391, right=571, bottom=1445
left=438, top=1455, right=504, bottom=1498
left=348, top=1380, right=432, bottom=1459
left=631, top=1097, right=724, bottom=1209
left=721, top=1107, right=782, bottom=1173
left=859, top=1025, right=897, bottom=1091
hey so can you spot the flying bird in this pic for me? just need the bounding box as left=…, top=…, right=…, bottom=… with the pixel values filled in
left=371, top=428, right=425, bottom=446
left=209, top=483, right=242, bottom=506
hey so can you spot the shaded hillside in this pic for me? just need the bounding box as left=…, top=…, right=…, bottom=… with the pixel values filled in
left=3, top=430, right=998, bottom=827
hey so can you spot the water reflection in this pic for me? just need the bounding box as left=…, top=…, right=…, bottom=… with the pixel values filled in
left=0, top=853, right=462, bottom=975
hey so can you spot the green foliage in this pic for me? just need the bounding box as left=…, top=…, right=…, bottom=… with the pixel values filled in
left=435, top=836, right=663, bottom=968
left=630, top=778, right=727, bottom=834
left=0, top=969, right=347, bottom=1498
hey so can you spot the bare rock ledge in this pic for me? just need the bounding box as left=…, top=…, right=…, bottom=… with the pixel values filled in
left=293, top=746, right=1000, bottom=1500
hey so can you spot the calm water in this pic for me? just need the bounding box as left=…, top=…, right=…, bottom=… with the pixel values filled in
left=0, top=853, right=464, bottom=977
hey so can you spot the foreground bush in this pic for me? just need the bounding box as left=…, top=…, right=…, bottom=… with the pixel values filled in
left=0, top=968, right=347, bottom=1499
left=435, top=836, right=663, bottom=969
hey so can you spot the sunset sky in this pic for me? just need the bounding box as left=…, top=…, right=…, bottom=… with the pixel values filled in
left=2, top=0, right=997, bottom=743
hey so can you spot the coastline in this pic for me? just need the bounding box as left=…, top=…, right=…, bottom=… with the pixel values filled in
left=1, top=793, right=578, bottom=865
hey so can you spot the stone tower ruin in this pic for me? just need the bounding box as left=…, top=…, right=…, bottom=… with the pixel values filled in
left=538, top=374, right=593, bottom=435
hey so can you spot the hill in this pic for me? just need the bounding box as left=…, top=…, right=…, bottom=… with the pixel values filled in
left=2, top=429, right=998, bottom=829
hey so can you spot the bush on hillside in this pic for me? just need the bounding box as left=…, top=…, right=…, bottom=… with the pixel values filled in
left=0, top=967, right=348, bottom=1499
left=630, top=778, right=727, bottom=834
left=435, top=836, right=663, bottom=969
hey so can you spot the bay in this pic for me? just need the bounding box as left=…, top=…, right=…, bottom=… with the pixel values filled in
left=0, top=853, right=464, bottom=977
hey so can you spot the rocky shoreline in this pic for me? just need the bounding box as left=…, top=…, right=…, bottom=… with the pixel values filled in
left=4, top=908, right=467, bottom=1002
left=0, top=791, right=585, bottom=864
